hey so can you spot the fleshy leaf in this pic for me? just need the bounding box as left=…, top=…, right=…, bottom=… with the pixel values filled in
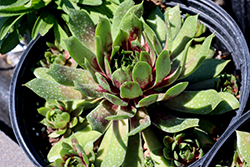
left=164, top=5, right=182, bottom=40
left=185, top=44, right=202, bottom=62
left=34, top=67, right=55, bottom=82
left=111, top=0, right=135, bottom=39
left=61, top=112, right=70, bottom=122
left=157, top=82, right=189, bottom=101
left=95, top=17, right=112, bottom=71
left=69, top=117, right=78, bottom=128
left=154, top=50, right=171, bottom=87
left=142, top=128, right=172, bottom=166
left=24, top=78, right=82, bottom=100
left=74, top=125, right=102, bottom=149
left=104, top=93, right=128, bottom=106
left=48, top=125, right=101, bottom=162
left=179, top=33, right=215, bottom=79
left=140, top=51, right=152, bottom=66
left=119, top=12, right=143, bottom=43
left=195, top=20, right=207, bottom=37
left=111, top=68, right=131, bottom=89
left=183, top=44, right=214, bottom=60
left=146, top=6, right=167, bottom=46
left=236, top=130, right=250, bottom=165
left=112, top=0, right=144, bottom=40
left=131, top=39, right=145, bottom=52
left=95, top=72, right=112, bottom=93
left=106, top=105, right=137, bottom=120
left=129, top=107, right=151, bottom=136
left=163, top=90, right=222, bottom=114
left=142, top=32, right=157, bottom=67
left=86, top=100, right=116, bottom=133
left=47, top=64, right=95, bottom=86
left=95, top=123, right=113, bottom=166
left=64, top=36, right=98, bottom=70
left=112, top=29, right=129, bottom=50
left=101, top=120, right=129, bottom=167
left=74, top=81, right=104, bottom=98
left=209, top=92, right=240, bottom=115
left=142, top=19, right=162, bottom=55
left=38, top=107, right=51, bottom=117
left=104, top=57, right=112, bottom=78
left=171, top=15, right=198, bottom=58
left=85, top=60, right=99, bottom=83
left=136, top=94, right=158, bottom=108
left=68, top=8, right=96, bottom=53
left=183, top=59, right=230, bottom=83
left=54, top=121, right=67, bottom=130
left=150, top=106, right=199, bottom=133
left=120, top=81, right=143, bottom=99
left=164, top=11, right=173, bottom=51
left=95, top=36, right=105, bottom=72
left=157, top=40, right=193, bottom=89
left=122, top=133, right=144, bottom=167
left=132, top=61, right=152, bottom=89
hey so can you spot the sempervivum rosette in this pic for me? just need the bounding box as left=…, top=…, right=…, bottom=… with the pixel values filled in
left=25, top=1, right=240, bottom=166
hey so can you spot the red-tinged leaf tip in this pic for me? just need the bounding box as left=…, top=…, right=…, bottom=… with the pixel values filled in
left=129, top=27, right=141, bottom=43
left=120, top=81, right=143, bottom=99
left=111, top=68, right=131, bottom=89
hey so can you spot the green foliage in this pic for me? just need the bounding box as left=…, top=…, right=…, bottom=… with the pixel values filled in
left=40, top=42, right=77, bottom=68
left=51, top=135, right=96, bottom=167
left=0, top=0, right=120, bottom=54
left=24, top=1, right=241, bottom=166
left=162, top=130, right=212, bottom=166
left=234, top=131, right=250, bottom=167
left=38, top=100, right=96, bottom=138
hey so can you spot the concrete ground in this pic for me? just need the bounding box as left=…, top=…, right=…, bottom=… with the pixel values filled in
left=0, top=53, right=35, bottom=166
left=0, top=130, right=35, bottom=167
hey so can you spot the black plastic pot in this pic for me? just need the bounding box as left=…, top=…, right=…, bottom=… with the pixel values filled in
left=9, top=33, right=53, bottom=167
left=9, top=0, right=250, bottom=167
left=202, top=109, right=250, bottom=166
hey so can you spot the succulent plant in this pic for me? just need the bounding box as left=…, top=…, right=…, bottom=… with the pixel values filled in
left=39, top=42, right=77, bottom=68
left=145, top=155, right=155, bottom=167
left=215, top=130, right=250, bottom=167
left=232, top=130, right=250, bottom=167
left=25, top=0, right=241, bottom=166
left=163, top=132, right=203, bottom=166
left=51, top=135, right=96, bottom=167
left=232, top=151, right=248, bottom=167
left=38, top=100, right=94, bottom=138
left=216, top=73, right=239, bottom=97
left=163, top=128, right=215, bottom=167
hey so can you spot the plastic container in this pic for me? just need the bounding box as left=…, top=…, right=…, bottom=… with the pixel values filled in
left=9, top=33, right=52, bottom=167
left=9, top=0, right=250, bottom=166
left=203, top=109, right=250, bottom=166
